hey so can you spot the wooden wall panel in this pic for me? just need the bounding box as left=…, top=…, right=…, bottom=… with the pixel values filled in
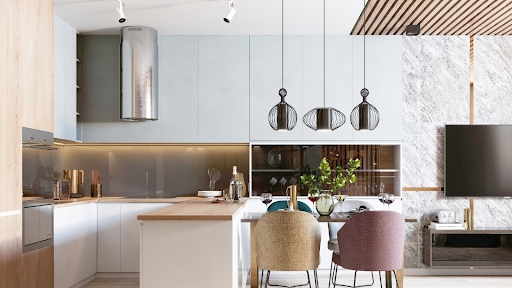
left=0, top=214, right=22, bottom=288
left=19, top=0, right=54, bottom=133
left=0, top=0, right=22, bottom=213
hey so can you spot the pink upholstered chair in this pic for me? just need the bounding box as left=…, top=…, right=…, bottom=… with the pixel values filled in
left=330, top=211, right=405, bottom=288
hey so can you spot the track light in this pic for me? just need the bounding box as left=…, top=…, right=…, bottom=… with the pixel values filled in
left=224, top=0, right=236, bottom=23
left=117, top=0, right=126, bottom=23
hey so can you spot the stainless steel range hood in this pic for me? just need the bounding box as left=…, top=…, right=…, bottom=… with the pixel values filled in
left=120, top=26, right=158, bottom=121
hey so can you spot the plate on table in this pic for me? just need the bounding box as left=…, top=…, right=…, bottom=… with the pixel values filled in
left=198, top=191, right=222, bottom=198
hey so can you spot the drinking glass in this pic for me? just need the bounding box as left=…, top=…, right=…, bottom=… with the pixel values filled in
left=366, top=182, right=372, bottom=196
left=308, top=189, right=318, bottom=213
left=380, top=182, right=385, bottom=194
left=373, top=183, right=379, bottom=196
left=223, top=188, right=232, bottom=203
left=357, top=182, right=363, bottom=196
left=386, top=194, right=395, bottom=210
left=260, top=193, right=273, bottom=211
left=378, top=192, right=387, bottom=210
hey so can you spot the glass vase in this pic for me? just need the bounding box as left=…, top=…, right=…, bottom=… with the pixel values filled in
left=315, top=190, right=334, bottom=216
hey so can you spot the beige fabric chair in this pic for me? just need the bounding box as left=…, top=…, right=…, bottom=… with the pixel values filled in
left=255, top=210, right=321, bottom=288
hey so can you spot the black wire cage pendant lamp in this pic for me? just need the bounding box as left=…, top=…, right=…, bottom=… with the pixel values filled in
left=350, top=0, right=379, bottom=131
left=268, top=0, right=297, bottom=131
left=302, top=0, right=345, bottom=131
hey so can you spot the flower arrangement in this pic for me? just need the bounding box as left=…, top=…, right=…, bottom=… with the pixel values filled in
left=300, top=157, right=361, bottom=195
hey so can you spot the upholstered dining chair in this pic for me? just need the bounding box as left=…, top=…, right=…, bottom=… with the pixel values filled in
left=255, top=210, right=321, bottom=288
left=267, top=200, right=313, bottom=213
left=327, top=201, right=376, bottom=287
left=330, top=211, right=406, bottom=288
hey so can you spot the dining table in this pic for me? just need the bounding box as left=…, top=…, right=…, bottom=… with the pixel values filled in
left=242, top=211, right=418, bottom=288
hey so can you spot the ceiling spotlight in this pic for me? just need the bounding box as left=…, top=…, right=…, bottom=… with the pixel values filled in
left=224, top=0, right=236, bottom=23
left=406, top=24, right=420, bottom=36
left=117, top=0, right=126, bottom=23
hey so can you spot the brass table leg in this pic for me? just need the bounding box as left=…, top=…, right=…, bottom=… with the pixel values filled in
left=385, top=271, right=392, bottom=288
left=251, top=222, right=258, bottom=288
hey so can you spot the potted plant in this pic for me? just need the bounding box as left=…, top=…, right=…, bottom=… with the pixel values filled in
left=301, top=157, right=360, bottom=215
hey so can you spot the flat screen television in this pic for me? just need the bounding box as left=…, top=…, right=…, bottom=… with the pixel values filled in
left=445, top=125, right=512, bottom=197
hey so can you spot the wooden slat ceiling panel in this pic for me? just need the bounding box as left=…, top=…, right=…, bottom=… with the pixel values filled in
left=351, top=0, right=512, bottom=36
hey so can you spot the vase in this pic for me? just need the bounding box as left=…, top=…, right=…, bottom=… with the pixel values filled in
left=315, top=190, right=334, bottom=216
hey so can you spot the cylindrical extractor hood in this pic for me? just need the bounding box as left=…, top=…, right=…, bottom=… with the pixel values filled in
left=120, top=26, right=158, bottom=121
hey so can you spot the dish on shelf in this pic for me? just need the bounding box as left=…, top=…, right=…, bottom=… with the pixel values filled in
left=198, top=191, right=222, bottom=198
left=267, top=149, right=282, bottom=168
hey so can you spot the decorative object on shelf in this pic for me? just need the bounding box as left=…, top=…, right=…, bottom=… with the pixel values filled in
left=208, top=168, right=221, bottom=190
left=269, top=177, right=278, bottom=186
left=268, top=0, right=297, bottom=131
left=268, top=149, right=283, bottom=168
left=301, top=157, right=360, bottom=216
left=302, top=0, right=345, bottom=131
left=350, top=0, right=379, bottom=131
left=88, top=169, right=102, bottom=198
left=464, top=208, right=474, bottom=230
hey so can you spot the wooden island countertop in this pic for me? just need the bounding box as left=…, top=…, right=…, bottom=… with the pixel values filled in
left=137, top=198, right=249, bottom=221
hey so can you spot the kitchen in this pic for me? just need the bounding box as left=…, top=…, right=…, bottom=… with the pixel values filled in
left=4, top=0, right=512, bottom=288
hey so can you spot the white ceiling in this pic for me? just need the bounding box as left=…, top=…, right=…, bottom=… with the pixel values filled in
left=54, top=0, right=366, bottom=35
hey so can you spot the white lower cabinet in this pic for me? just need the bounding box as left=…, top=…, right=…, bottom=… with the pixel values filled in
left=54, top=203, right=98, bottom=288
left=97, top=203, right=173, bottom=273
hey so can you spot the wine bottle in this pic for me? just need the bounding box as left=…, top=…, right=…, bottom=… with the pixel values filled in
left=229, top=166, right=241, bottom=203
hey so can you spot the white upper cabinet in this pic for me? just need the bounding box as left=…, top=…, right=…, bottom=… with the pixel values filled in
left=198, top=36, right=250, bottom=143
left=351, top=36, right=402, bottom=141
left=54, top=15, right=77, bottom=141
left=250, top=36, right=303, bottom=141
left=302, top=36, right=354, bottom=141
left=160, top=36, right=199, bottom=143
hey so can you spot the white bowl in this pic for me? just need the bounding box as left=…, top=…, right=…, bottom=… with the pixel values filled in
left=198, top=191, right=222, bottom=198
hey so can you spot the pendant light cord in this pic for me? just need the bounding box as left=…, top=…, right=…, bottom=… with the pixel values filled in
left=282, top=0, right=284, bottom=88
left=323, top=0, right=326, bottom=108
left=363, top=0, right=366, bottom=89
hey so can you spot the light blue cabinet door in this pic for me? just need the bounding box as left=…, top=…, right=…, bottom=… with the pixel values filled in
left=160, top=36, right=199, bottom=143
left=302, top=36, right=353, bottom=141
left=249, top=36, right=303, bottom=141
left=198, top=36, right=250, bottom=143
left=351, top=36, right=402, bottom=141
left=54, top=15, right=77, bottom=141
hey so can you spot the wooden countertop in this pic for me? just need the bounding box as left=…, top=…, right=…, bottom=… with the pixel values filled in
left=54, top=197, right=189, bottom=209
left=137, top=198, right=249, bottom=221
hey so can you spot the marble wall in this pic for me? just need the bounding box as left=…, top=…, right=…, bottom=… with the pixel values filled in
left=402, top=35, right=512, bottom=269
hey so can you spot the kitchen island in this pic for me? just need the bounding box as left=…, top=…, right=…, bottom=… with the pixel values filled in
left=137, top=199, right=250, bottom=288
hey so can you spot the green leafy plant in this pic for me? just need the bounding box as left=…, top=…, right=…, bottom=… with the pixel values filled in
left=301, top=157, right=361, bottom=195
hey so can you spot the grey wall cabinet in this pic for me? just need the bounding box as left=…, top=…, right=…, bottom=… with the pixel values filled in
left=351, top=36, right=402, bottom=141
left=81, top=35, right=126, bottom=143
left=249, top=36, right=303, bottom=141
left=198, top=36, right=250, bottom=143
left=54, top=15, right=77, bottom=141
left=160, top=36, right=199, bottom=143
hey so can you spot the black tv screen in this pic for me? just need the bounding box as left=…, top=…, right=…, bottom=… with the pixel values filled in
left=445, top=125, right=512, bottom=197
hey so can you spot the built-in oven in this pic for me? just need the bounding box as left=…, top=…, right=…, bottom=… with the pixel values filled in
left=22, top=127, right=56, bottom=253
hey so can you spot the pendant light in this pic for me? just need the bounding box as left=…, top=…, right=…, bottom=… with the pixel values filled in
left=350, top=0, right=379, bottom=131
left=268, top=0, right=297, bottom=131
left=302, top=0, right=345, bottom=131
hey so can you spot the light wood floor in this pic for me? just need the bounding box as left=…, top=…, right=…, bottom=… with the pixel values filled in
left=82, top=274, right=512, bottom=287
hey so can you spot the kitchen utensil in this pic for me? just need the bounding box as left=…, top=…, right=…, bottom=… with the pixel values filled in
left=53, top=178, right=70, bottom=200
left=208, top=168, right=221, bottom=190
left=91, top=184, right=102, bottom=198
left=63, top=170, right=84, bottom=197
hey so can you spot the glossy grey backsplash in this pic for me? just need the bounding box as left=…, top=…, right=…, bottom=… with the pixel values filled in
left=401, top=35, right=512, bottom=269
left=53, top=145, right=249, bottom=198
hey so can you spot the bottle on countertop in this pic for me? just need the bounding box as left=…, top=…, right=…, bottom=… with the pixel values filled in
left=229, top=166, right=241, bottom=203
